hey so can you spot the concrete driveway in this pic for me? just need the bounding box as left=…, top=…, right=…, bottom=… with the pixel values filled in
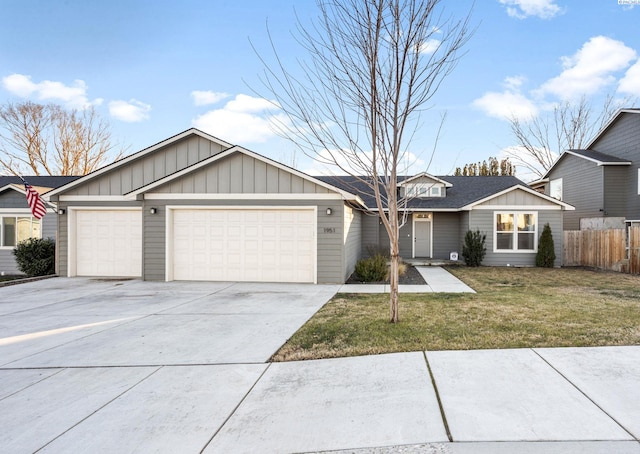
left=2, top=278, right=639, bottom=454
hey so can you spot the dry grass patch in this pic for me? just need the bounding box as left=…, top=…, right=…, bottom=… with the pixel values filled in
left=272, top=267, right=640, bottom=362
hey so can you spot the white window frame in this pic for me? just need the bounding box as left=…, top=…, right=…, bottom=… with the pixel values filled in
left=637, top=168, right=640, bottom=195
left=0, top=211, right=42, bottom=249
left=494, top=211, right=538, bottom=253
left=550, top=178, right=563, bottom=201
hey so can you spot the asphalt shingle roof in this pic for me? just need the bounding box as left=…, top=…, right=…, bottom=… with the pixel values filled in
left=0, top=176, right=81, bottom=190
left=566, top=149, right=631, bottom=164
left=315, top=175, right=527, bottom=210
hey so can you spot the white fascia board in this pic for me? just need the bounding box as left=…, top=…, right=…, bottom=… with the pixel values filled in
left=585, top=109, right=640, bottom=149
left=0, top=184, right=25, bottom=196
left=472, top=205, right=561, bottom=210
left=370, top=207, right=461, bottom=212
left=59, top=195, right=131, bottom=202
left=45, top=128, right=233, bottom=199
left=144, top=193, right=344, bottom=200
left=564, top=150, right=631, bottom=166
left=126, top=145, right=364, bottom=205
left=398, top=172, right=453, bottom=187
left=461, top=184, right=575, bottom=211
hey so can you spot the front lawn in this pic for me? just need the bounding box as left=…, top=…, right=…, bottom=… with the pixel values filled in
left=272, top=267, right=640, bottom=361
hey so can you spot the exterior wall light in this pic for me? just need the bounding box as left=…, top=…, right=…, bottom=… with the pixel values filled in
left=326, top=208, right=333, bottom=215
left=150, top=207, right=157, bottom=214
left=58, top=208, right=66, bottom=215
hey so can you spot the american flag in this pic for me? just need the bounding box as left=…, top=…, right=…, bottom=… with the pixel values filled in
left=24, top=181, right=47, bottom=219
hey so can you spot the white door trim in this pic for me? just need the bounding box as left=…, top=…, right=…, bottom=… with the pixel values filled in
left=412, top=213, right=433, bottom=258
left=67, top=206, right=142, bottom=277
left=165, top=205, right=318, bottom=283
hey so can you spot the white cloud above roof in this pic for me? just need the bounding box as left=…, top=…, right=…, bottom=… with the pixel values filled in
left=472, top=76, right=538, bottom=120
left=498, top=0, right=563, bottom=19
left=192, top=94, right=283, bottom=143
left=108, top=99, right=151, bottom=122
left=1, top=73, right=102, bottom=109
left=191, top=90, right=230, bottom=106
left=618, top=59, right=640, bottom=96
left=537, top=36, right=637, bottom=99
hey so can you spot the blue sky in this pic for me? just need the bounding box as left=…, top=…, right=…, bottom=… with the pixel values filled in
left=1, top=0, right=639, bottom=181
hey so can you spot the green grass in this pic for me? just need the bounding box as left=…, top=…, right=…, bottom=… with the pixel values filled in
left=272, top=267, right=640, bottom=361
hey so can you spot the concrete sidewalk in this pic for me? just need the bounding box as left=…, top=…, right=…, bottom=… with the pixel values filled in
left=338, top=266, right=476, bottom=293
left=2, top=347, right=639, bottom=453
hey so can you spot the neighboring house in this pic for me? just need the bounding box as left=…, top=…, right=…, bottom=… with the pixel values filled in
left=45, top=129, right=573, bottom=284
left=0, top=176, right=80, bottom=275
left=535, top=108, right=640, bottom=230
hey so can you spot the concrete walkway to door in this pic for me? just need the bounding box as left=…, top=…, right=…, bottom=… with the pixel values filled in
left=338, top=266, right=476, bottom=293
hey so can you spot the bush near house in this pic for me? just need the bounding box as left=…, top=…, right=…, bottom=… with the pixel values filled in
left=354, top=254, right=388, bottom=282
left=462, top=229, right=486, bottom=267
left=13, top=238, right=56, bottom=276
left=536, top=223, right=556, bottom=268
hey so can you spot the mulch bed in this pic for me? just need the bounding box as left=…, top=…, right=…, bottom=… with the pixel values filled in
left=346, top=265, right=427, bottom=285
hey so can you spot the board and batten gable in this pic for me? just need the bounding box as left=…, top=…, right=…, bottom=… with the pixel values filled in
left=469, top=187, right=564, bottom=266
left=57, top=135, right=228, bottom=197
left=546, top=154, right=603, bottom=230
left=590, top=112, right=640, bottom=220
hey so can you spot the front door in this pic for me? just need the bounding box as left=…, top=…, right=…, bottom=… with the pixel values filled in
left=414, top=217, right=432, bottom=257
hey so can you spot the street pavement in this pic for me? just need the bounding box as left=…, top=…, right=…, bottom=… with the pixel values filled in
left=0, top=276, right=638, bottom=453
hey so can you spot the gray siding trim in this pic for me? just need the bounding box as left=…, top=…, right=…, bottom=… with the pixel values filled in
left=432, top=212, right=462, bottom=260
left=604, top=166, right=629, bottom=217
left=360, top=214, right=380, bottom=257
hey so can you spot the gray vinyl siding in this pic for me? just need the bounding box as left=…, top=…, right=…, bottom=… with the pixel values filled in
left=547, top=155, right=603, bottom=230
left=469, top=209, right=563, bottom=267
left=603, top=166, right=629, bottom=217
left=56, top=201, right=143, bottom=277
left=140, top=199, right=345, bottom=284
left=62, top=136, right=227, bottom=196
left=432, top=212, right=461, bottom=260
left=361, top=214, right=380, bottom=256
left=152, top=152, right=331, bottom=195
left=343, top=206, right=361, bottom=281
left=590, top=112, right=640, bottom=220
left=0, top=190, right=57, bottom=275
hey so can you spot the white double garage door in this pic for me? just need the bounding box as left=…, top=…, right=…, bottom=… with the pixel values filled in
left=71, top=207, right=317, bottom=283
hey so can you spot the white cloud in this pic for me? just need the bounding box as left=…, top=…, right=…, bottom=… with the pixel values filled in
left=472, top=76, right=538, bottom=120
left=1, top=73, right=102, bottom=109
left=420, top=38, right=441, bottom=54
left=192, top=94, right=282, bottom=143
left=499, top=0, right=563, bottom=19
left=303, top=148, right=427, bottom=177
left=108, top=99, right=151, bottom=122
left=538, top=36, right=637, bottom=99
left=190, top=90, right=230, bottom=106
left=618, top=59, right=640, bottom=96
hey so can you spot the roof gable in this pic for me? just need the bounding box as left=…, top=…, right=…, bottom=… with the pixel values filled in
left=465, top=185, right=574, bottom=210
left=126, top=146, right=362, bottom=203
left=586, top=108, right=640, bottom=149
left=542, top=148, right=631, bottom=180
left=45, top=129, right=232, bottom=199
left=399, top=173, right=453, bottom=188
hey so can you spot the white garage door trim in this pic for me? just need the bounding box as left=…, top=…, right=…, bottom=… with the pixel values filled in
left=67, top=207, right=142, bottom=277
left=166, top=206, right=317, bottom=283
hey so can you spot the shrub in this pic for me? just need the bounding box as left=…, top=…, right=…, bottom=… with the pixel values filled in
left=355, top=254, right=388, bottom=282
left=462, top=230, right=486, bottom=267
left=13, top=238, right=56, bottom=276
left=536, top=223, right=556, bottom=268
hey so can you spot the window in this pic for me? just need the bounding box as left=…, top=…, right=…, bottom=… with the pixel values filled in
left=495, top=212, right=537, bottom=252
left=1, top=216, right=41, bottom=248
left=430, top=186, right=441, bottom=196
left=550, top=178, right=563, bottom=200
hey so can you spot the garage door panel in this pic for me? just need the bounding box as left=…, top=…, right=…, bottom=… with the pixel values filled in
left=171, top=208, right=315, bottom=283
left=75, top=210, right=142, bottom=277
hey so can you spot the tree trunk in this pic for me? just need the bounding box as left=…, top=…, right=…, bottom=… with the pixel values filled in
left=389, top=248, right=400, bottom=323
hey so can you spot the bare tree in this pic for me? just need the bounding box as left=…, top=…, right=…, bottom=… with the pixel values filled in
left=0, top=101, right=124, bottom=176
left=454, top=156, right=515, bottom=176
left=256, top=0, right=471, bottom=322
left=505, top=95, right=629, bottom=179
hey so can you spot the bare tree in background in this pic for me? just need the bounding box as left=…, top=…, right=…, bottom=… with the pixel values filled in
left=506, top=95, right=631, bottom=179
left=0, top=101, right=124, bottom=176
left=256, top=0, right=471, bottom=322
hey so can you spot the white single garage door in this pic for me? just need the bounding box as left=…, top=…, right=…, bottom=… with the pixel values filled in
left=171, top=208, right=316, bottom=283
left=74, top=210, right=142, bottom=277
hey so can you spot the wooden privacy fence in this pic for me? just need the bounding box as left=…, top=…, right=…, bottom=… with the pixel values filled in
left=563, top=226, right=640, bottom=274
